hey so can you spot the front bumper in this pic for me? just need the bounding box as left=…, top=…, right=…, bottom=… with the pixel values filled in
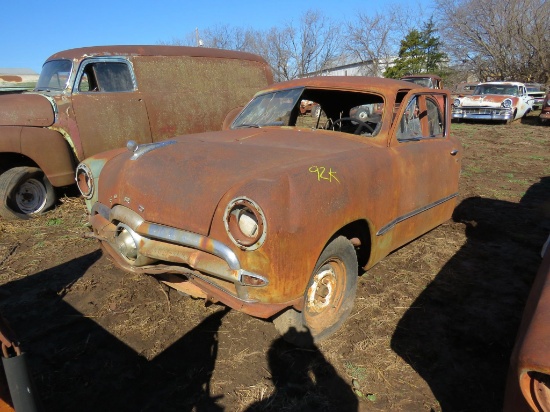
left=452, top=107, right=514, bottom=121
left=88, top=203, right=290, bottom=318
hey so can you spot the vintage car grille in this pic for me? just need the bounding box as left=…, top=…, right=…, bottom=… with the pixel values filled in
left=462, top=108, right=509, bottom=115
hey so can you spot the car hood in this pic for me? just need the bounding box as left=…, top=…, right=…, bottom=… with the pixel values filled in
left=459, top=94, right=517, bottom=108
left=98, top=128, right=363, bottom=235
left=0, top=92, right=55, bottom=127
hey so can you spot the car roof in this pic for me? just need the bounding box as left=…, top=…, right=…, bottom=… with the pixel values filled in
left=478, top=81, right=525, bottom=87
left=258, top=76, right=423, bottom=95
left=401, top=74, right=442, bottom=81
left=45, top=45, right=268, bottom=64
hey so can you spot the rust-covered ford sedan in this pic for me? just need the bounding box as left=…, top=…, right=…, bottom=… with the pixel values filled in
left=77, top=76, right=462, bottom=345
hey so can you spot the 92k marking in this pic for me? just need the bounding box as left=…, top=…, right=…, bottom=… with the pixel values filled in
left=309, top=166, right=340, bottom=183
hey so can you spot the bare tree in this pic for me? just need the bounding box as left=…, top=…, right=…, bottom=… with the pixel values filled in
left=344, top=4, right=430, bottom=76
left=436, top=0, right=550, bottom=83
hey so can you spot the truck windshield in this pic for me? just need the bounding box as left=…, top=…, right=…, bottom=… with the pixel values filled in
left=36, top=60, right=72, bottom=91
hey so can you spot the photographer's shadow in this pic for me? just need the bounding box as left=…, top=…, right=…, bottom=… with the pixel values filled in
left=247, top=328, right=358, bottom=412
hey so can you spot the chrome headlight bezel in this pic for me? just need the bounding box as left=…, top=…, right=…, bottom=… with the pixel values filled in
left=453, top=98, right=461, bottom=107
left=224, top=197, right=267, bottom=251
left=502, top=98, right=513, bottom=109
left=75, top=163, right=94, bottom=199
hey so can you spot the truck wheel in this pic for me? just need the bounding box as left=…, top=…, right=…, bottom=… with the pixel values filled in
left=273, top=236, right=358, bottom=347
left=0, top=167, right=56, bottom=220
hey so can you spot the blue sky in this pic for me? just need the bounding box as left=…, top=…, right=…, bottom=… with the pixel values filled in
left=3, top=0, right=434, bottom=73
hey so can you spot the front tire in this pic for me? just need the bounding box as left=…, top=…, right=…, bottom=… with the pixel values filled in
left=273, top=236, right=358, bottom=346
left=0, top=167, right=56, bottom=220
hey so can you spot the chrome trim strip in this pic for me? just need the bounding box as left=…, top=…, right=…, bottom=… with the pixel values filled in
left=141, top=222, right=241, bottom=271
left=128, top=140, right=177, bottom=160
left=376, top=193, right=458, bottom=236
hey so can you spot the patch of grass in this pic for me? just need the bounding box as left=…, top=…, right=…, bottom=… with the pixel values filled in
left=46, top=217, right=63, bottom=226
left=464, top=165, right=485, bottom=174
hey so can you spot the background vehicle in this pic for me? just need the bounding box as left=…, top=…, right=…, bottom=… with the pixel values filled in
left=525, top=83, right=546, bottom=110
left=0, top=46, right=273, bottom=219
left=452, top=81, right=533, bottom=123
left=540, top=92, right=550, bottom=124
left=400, top=74, right=444, bottom=89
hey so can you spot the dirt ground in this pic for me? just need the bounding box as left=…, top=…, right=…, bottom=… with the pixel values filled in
left=0, top=114, right=549, bottom=412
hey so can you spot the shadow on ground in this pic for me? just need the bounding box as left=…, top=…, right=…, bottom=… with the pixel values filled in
left=391, top=177, right=550, bottom=411
left=0, top=251, right=357, bottom=411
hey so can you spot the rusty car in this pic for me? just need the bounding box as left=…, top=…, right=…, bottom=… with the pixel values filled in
left=400, top=74, right=444, bottom=89
left=76, top=76, right=462, bottom=346
left=539, top=92, right=550, bottom=125
left=452, top=81, right=533, bottom=123
left=0, top=45, right=273, bottom=220
left=503, top=238, right=550, bottom=411
left=451, top=81, right=478, bottom=99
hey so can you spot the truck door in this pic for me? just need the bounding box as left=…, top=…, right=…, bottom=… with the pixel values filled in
left=71, top=58, right=152, bottom=159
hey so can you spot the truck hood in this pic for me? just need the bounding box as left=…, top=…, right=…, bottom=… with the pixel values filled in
left=98, top=128, right=362, bottom=235
left=459, top=94, right=516, bottom=108
left=0, top=93, right=55, bottom=127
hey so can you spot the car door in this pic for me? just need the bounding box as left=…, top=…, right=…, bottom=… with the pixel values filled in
left=517, top=85, right=532, bottom=117
left=384, top=90, right=462, bottom=249
left=71, top=58, right=152, bottom=159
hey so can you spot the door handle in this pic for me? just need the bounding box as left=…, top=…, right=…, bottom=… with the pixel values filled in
left=450, top=149, right=459, bottom=156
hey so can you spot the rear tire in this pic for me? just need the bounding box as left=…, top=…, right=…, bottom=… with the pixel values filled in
left=273, top=236, right=358, bottom=347
left=0, top=167, right=56, bottom=220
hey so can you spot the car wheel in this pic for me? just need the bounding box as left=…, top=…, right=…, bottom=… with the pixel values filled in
left=273, top=236, right=358, bottom=347
left=0, top=167, right=56, bottom=220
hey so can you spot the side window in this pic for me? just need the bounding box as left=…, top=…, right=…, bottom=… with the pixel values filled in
left=78, top=61, right=134, bottom=92
left=397, top=95, right=445, bottom=141
left=426, top=98, right=443, bottom=136
left=397, top=96, right=422, bottom=141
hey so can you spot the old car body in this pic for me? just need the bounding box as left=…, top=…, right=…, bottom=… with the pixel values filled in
left=503, top=240, right=550, bottom=411
left=451, top=82, right=478, bottom=99
left=400, top=74, right=444, bottom=89
left=77, top=76, right=462, bottom=345
left=0, top=46, right=273, bottom=219
left=452, top=81, right=533, bottom=122
left=539, top=92, right=550, bottom=124
left=525, top=83, right=546, bottom=110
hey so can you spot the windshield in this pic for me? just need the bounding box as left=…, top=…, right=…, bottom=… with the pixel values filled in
left=231, top=86, right=385, bottom=137
left=403, top=78, right=433, bottom=88
left=232, top=88, right=303, bottom=128
left=474, top=84, right=519, bottom=96
left=36, top=60, right=72, bottom=91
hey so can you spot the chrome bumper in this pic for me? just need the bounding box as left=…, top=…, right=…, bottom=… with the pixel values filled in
left=90, top=203, right=268, bottom=300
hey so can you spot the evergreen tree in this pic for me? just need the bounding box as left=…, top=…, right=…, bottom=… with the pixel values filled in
left=385, top=17, right=447, bottom=79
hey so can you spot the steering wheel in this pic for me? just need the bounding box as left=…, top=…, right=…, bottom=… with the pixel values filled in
left=332, top=117, right=374, bottom=135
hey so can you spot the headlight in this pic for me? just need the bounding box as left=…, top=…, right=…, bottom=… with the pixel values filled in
left=502, top=98, right=513, bottom=108
left=224, top=197, right=267, bottom=250
left=75, top=163, right=94, bottom=199
left=453, top=98, right=461, bottom=107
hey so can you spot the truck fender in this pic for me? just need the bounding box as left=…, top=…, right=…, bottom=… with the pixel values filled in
left=20, top=127, right=76, bottom=187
